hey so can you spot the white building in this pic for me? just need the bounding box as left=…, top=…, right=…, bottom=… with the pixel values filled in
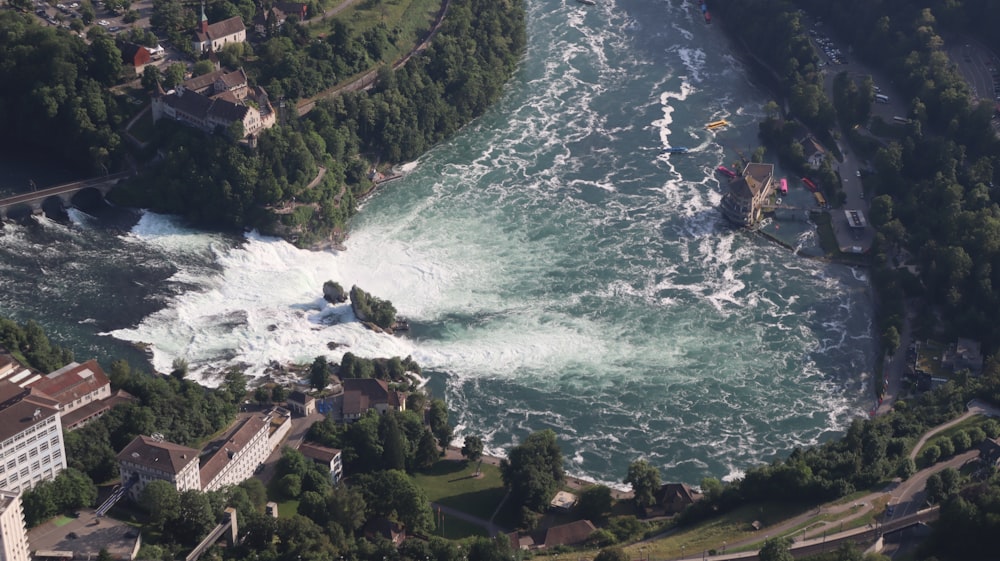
left=28, top=360, right=134, bottom=431
left=117, top=436, right=201, bottom=501
left=0, top=381, right=66, bottom=493
left=0, top=491, right=29, bottom=561
left=200, top=414, right=271, bottom=492
left=192, top=3, right=246, bottom=54
left=298, top=442, right=342, bottom=484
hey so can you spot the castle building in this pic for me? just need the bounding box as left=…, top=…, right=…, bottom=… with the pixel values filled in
left=152, top=67, right=277, bottom=141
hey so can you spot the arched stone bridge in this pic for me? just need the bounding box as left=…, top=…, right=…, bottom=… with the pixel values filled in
left=0, top=171, right=132, bottom=220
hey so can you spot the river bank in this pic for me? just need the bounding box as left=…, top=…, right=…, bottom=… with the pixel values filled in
left=443, top=446, right=635, bottom=500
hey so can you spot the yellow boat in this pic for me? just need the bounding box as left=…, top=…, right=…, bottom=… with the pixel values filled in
left=706, top=119, right=729, bottom=129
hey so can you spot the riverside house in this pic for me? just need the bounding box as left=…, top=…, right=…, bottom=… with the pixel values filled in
left=719, top=162, right=776, bottom=227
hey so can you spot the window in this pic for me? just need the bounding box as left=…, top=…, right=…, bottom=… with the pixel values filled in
left=42, top=456, right=50, bottom=466
left=52, top=449, right=61, bottom=459
left=6, top=461, right=14, bottom=470
left=18, top=467, right=27, bottom=477
left=17, top=454, right=26, bottom=464
left=31, top=461, right=39, bottom=471
left=15, top=442, right=25, bottom=451
left=29, top=448, right=37, bottom=458
left=39, top=441, right=48, bottom=451
left=26, top=435, right=36, bottom=444
left=50, top=436, right=59, bottom=447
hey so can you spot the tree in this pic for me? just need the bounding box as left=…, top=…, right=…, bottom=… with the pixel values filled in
left=309, top=356, right=330, bottom=390
left=758, top=537, right=794, bottom=561
left=162, top=63, right=187, bottom=89
left=897, top=457, right=916, bottom=480
left=192, top=59, right=215, bottom=77
left=140, top=480, right=181, bottom=531
left=271, top=384, right=286, bottom=403
left=500, top=429, right=564, bottom=513
left=167, top=491, right=215, bottom=546
left=624, top=459, right=661, bottom=509
left=577, top=485, right=613, bottom=522
left=279, top=473, right=302, bottom=499
left=254, top=385, right=271, bottom=405
left=379, top=410, right=406, bottom=471
left=461, top=435, right=483, bottom=463
left=354, top=470, right=434, bottom=532
left=413, top=429, right=440, bottom=470
left=594, top=547, right=629, bottom=561
left=428, top=399, right=452, bottom=449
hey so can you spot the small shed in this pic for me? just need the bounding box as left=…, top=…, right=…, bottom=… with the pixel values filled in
left=549, top=490, right=578, bottom=512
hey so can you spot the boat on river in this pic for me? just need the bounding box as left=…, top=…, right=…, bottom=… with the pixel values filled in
left=662, top=147, right=690, bottom=154
left=706, top=119, right=729, bottom=130
left=576, top=0, right=596, bottom=5
left=716, top=165, right=737, bottom=178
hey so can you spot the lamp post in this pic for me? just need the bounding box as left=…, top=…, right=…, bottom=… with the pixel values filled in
left=680, top=545, right=685, bottom=560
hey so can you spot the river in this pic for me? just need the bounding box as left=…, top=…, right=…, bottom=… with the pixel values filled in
left=0, top=0, right=874, bottom=487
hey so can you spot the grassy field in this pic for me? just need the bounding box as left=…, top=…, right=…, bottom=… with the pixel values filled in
left=311, top=0, right=441, bottom=63
left=412, top=460, right=507, bottom=522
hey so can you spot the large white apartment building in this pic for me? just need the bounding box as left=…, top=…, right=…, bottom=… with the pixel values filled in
left=117, top=436, right=201, bottom=502
left=200, top=415, right=270, bottom=492
left=0, top=381, right=66, bottom=493
left=117, top=409, right=290, bottom=499
left=0, top=491, right=29, bottom=561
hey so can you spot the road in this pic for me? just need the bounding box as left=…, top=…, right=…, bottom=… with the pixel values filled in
left=656, top=403, right=995, bottom=560
left=256, top=406, right=326, bottom=484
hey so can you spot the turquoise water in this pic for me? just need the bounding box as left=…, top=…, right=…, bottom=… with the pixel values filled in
left=0, top=0, right=874, bottom=486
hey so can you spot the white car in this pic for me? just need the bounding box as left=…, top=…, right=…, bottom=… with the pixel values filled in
left=98, top=19, right=110, bottom=26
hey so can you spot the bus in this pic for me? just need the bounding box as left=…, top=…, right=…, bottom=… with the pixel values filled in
left=875, top=94, right=889, bottom=104
left=814, top=192, right=827, bottom=207
left=893, top=116, right=910, bottom=124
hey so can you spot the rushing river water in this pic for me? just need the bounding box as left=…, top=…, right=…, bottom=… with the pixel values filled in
left=0, top=0, right=875, bottom=486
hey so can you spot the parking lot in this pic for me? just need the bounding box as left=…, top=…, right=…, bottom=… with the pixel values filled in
left=29, top=0, right=154, bottom=37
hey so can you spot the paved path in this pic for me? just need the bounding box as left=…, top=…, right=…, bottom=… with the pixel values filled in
left=907, top=399, right=1000, bottom=461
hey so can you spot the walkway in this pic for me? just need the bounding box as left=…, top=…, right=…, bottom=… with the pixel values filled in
left=907, top=399, right=1000, bottom=461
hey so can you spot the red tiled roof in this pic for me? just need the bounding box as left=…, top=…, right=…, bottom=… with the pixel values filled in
left=199, top=414, right=267, bottom=488
left=117, top=435, right=199, bottom=476
left=195, top=16, right=245, bottom=43
left=0, top=381, right=60, bottom=442
left=29, top=360, right=109, bottom=406
left=298, top=442, right=341, bottom=463
left=542, top=520, right=596, bottom=547
left=61, top=390, right=136, bottom=430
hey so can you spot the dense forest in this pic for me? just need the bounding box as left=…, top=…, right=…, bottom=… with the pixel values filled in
left=0, top=12, right=127, bottom=173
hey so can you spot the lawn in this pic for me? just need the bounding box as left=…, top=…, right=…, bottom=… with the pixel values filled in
left=312, top=0, right=441, bottom=64
left=412, top=460, right=507, bottom=522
